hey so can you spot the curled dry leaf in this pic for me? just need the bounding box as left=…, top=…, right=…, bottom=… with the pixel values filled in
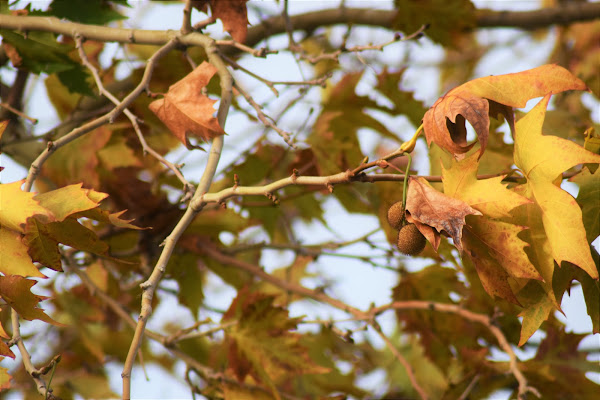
left=192, top=0, right=249, bottom=43
left=423, top=64, right=588, bottom=158
left=149, top=61, right=224, bottom=148
left=405, top=177, right=482, bottom=252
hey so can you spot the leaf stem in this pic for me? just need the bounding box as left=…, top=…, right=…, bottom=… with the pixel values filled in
left=401, top=152, right=412, bottom=226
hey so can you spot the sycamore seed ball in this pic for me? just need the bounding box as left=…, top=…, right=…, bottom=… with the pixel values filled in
left=397, top=223, right=426, bottom=256
left=387, top=201, right=405, bottom=230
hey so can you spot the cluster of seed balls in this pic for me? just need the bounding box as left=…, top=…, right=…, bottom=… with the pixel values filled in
left=387, top=201, right=427, bottom=256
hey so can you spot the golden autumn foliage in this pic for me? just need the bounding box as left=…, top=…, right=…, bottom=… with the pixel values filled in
left=0, top=1, right=599, bottom=399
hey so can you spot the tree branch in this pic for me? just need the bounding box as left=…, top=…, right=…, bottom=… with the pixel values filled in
left=370, top=302, right=541, bottom=399
left=120, top=29, right=233, bottom=400
left=22, top=38, right=180, bottom=192
left=1, top=2, right=599, bottom=49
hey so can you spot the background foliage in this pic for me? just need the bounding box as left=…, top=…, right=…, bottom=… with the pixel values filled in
left=0, top=1, right=599, bottom=399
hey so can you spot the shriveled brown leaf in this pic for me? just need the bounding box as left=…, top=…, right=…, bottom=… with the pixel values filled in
left=149, top=61, right=224, bottom=148
left=192, top=0, right=249, bottom=43
left=405, top=177, right=482, bottom=252
left=423, top=64, right=588, bottom=158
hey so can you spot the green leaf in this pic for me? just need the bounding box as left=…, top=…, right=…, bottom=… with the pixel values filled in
left=170, top=253, right=205, bottom=319
left=0, top=30, right=93, bottom=95
left=375, top=68, right=428, bottom=127
left=570, top=167, right=600, bottom=242
left=392, top=0, right=476, bottom=46
left=47, top=0, right=128, bottom=24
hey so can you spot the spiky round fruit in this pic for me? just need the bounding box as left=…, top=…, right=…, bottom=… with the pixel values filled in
left=396, top=223, right=426, bottom=256
left=387, top=201, right=405, bottom=230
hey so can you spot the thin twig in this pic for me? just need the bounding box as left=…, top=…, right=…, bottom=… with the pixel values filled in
left=215, top=39, right=277, bottom=58
left=23, top=37, right=180, bottom=192
left=75, top=34, right=195, bottom=198
left=201, top=243, right=427, bottom=398
left=181, top=0, right=193, bottom=34
left=234, top=81, right=296, bottom=147
left=121, top=30, right=233, bottom=400
left=10, top=309, right=58, bottom=399
left=0, top=102, right=38, bottom=123
left=370, top=320, right=429, bottom=400
left=370, top=302, right=541, bottom=399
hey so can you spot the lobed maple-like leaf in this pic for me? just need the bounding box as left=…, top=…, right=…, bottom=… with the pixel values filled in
left=41, top=125, right=112, bottom=188
left=33, top=183, right=107, bottom=221
left=570, top=167, right=600, bottom=243
left=223, top=288, right=328, bottom=397
left=441, top=152, right=541, bottom=304
left=514, top=94, right=600, bottom=279
left=0, top=180, right=54, bottom=233
left=149, top=61, right=225, bottom=148
left=0, top=226, right=46, bottom=278
left=0, top=275, right=63, bottom=326
left=405, top=177, right=481, bottom=252
left=423, top=64, right=588, bottom=158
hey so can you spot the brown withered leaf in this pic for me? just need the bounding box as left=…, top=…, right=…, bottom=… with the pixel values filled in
left=405, top=177, right=482, bottom=252
left=149, top=61, right=224, bottom=148
left=423, top=64, right=588, bottom=158
left=192, top=0, right=249, bottom=43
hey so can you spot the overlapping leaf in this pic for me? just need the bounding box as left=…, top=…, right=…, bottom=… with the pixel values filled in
left=0, top=275, right=63, bottom=325
left=405, top=177, right=481, bottom=252
left=423, top=65, right=588, bottom=157
left=513, top=95, right=600, bottom=279
left=149, top=61, right=225, bottom=148
left=441, top=152, right=539, bottom=304
left=223, top=288, right=328, bottom=398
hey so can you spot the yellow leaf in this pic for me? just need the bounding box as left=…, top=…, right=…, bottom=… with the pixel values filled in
left=514, top=95, right=600, bottom=279
left=34, top=183, right=107, bottom=222
left=0, top=180, right=54, bottom=233
left=0, top=228, right=46, bottom=278
left=424, top=64, right=587, bottom=157
left=442, top=151, right=531, bottom=218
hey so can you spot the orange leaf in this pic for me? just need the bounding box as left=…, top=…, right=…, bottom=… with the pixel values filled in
left=149, top=61, right=224, bottom=148
left=0, top=275, right=64, bottom=326
left=423, top=64, right=588, bottom=157
left=405, top=177, right=482, bottom=252
left=193, top=0, right=249, bottom=43
left=0, top=120, right=7, bottom=141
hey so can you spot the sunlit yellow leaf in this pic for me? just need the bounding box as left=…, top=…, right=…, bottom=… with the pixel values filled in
left=514, top=95, right=600, bottom=279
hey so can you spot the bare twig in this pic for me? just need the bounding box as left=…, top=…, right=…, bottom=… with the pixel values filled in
left=201, top=243, right=427, bottom=398
left=215, top=39, right=277, bottom=58
left=23, top=38, right=180, bottom=192
left=299, top=24, right=427, bottom=64
left=370, top=320, right=429, bottom=400
left=181, top=0, right=193, bottom=34
left=121, top=30, right=233, bottom=400
left=234, top=81, right=295, bottom=147
left=0, top=102, right=37, bottom=124
left=10, top=309, right=59, bottom=399
left=75, top=34, right=195, bottom=197
left=370, top=302, right=541, bottom=399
